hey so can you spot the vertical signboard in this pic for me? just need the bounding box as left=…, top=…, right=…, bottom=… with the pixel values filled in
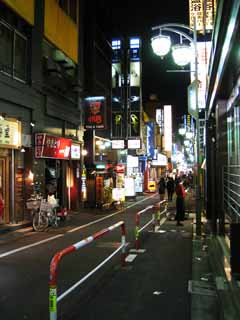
left=129, top=37, right=141, bottom=138
left=112, top=39, right=124, bottom=138
left=84, top=96, right=106, bottom=129
left=146, top=122, right=155, bottom=158
left=191, top=41, right=211, bottom=110
left=0, top=119, right=21, bottom=148
left=164, top=105, right=172, bottom=152
left=189, top=0, right=216, bottom=33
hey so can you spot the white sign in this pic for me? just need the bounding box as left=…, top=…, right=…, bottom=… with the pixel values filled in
left=0, top=119, right=21, bottom=148
left=124, top=177, right=136, bottom=197
left=127, top=139, right=141, bottom=149
left=127, top=155, right=139, bottom=168
left=152, top=153, right=167, bottom=166
left=71, top=144, right=81, bottom=159
left=111, top=140, right=125, bottom=149
left=112, top=188, right=125, bottom=201
left=191, top=41, right=211, bottom=110
left=164, top=105, right=172, bottom=152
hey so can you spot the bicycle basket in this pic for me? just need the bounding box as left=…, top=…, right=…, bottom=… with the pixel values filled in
left=40, top=200, right=53, bottom=212
left=26, top=200, right=41, bottom=210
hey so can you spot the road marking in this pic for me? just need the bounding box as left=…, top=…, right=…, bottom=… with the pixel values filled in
left=0, top=194, right=158, bottom=258
left=0, top=234, right=64, bottom=259
left=125, top=254, right=137, bottom=262
left=67, top=193, right=158, bottom=233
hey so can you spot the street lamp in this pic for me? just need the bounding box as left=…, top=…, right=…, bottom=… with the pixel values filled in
left=151, top=20, right=202, bottom=236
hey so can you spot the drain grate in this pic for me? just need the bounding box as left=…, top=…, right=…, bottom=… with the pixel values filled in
left=188, top=280, right=217, bottom=296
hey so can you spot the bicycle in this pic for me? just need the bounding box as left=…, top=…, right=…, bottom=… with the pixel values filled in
left=27, top=195, right=62, bottom=231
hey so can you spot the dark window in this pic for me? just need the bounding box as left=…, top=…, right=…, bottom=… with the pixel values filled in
left=69, top=0, right=77, bottom=23
left=0, top=20, right=27, bottom=81
left=58, top=0, right=68, bottom=13
left=14, top=32, right=27, bottom=80
left=0, top=22, right=13, bottom=75
left=58, top=0, right=78, bottom=23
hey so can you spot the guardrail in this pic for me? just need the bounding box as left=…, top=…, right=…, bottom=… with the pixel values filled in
left=49, top=221, right=126, bottom=320
left=135, top=200, right=168, bottom=250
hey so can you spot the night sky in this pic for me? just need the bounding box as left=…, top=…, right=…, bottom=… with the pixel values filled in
left=101, top=0, right=190, bottom=130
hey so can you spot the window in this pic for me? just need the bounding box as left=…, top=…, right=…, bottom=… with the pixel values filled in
left=0, top=20, right=27, bottom=81
left=58, top=0, right=78, bottom=23
left=14, top=32, right=27, bottom=80
left=0, top=22, right=13, bottom=75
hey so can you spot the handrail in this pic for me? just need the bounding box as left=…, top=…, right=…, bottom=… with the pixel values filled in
left=49, top=221, right=126, bottom=320
left=134, top=200, right=167, bottom=250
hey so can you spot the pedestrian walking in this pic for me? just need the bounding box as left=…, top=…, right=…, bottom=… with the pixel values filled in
left=175, top=178, right=186, bottom=226
left=157, top=176, right=166, bottom=201
left=166, top=177, right=175, bottom=201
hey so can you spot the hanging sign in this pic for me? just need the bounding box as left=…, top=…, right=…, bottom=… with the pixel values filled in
left=84, top=96, right=106, bottom=129
left=0, top=119, right=21, bottom=148
left=35, top=133, right=72, bottom=159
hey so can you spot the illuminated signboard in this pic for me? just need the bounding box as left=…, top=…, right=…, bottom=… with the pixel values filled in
left=127, top=155, right=139, bottom=168
left=146, top=122, right=154, bottom=157
left=127, top=139, right=141, bottom=149
left=189, top=0, right=215, bottom=33
left=0, top=119, right=21, bottom=148
left=152, top=153, right=168, bottom=166
left=188, top=81, right=198, bottom=119
left=111, top=140, right=125, bottom=149
left=35, top=133, right=72, bottom=159
left=164, top=105, right=172, bottom=152
left=84, top=96, right=106, bottom=129
left=191, top=41, right=211, bottom=110
left=71, top=144, right=80, bottom=159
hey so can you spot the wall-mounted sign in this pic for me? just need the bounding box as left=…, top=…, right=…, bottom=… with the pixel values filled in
left=127, top=139, right=141, bottom=149
left=35, top=133, right=72, bottom=159
left=84, top=96, right=106, bottom=129
left=0, top=119, right=21, bottom=149
left=111, top=140, right=125, bottom=149
left=71, top=144, right=80, bottom=159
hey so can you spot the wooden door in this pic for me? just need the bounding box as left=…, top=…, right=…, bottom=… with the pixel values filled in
left=0, top=157, right=9, bottom=223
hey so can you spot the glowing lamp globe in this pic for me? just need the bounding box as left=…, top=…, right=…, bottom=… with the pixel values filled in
left=186, top=131, right=194, bottom=139
left=171, top=44, right=193, bottom=66
left=151, top=35, right=171, bottom=57
left=178, top=127, right=186, bottom=136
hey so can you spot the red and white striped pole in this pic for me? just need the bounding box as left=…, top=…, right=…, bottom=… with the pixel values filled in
left=49, top=221, right=126, bottom=320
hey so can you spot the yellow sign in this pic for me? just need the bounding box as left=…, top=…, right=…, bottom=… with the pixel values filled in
left=148, top=181, right=156, bottom=192
left=0, top=119, right=21, bottom=149
left=189, top=0, right=215, bottom=33
left=2, top=0, right=34, bottom=25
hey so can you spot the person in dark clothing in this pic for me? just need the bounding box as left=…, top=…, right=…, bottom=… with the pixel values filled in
left=157, top=177, right=166, bottom=201
left=166, top=177, right=175, bottom=201
left=175, top=178, right=186, bottom=226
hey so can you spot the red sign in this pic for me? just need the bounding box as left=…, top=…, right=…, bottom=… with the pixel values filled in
left=115, top=164, right=125, bottom=173
left=84, top=97, right=106, bottom=129
left=35, top=133, right=72, bottom=159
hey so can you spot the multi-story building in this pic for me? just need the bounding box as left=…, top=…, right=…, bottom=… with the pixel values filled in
left=0, top=0, right=113, bottom=225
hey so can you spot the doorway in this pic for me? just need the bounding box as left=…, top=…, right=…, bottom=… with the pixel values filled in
left=0, top=157, right=9, bottom=223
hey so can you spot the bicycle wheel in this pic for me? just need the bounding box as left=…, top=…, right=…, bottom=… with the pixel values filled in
left=32, top=211, right=49, bottom=232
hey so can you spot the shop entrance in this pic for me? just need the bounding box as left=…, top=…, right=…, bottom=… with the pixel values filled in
left=0, top=157, right=9, bottom=223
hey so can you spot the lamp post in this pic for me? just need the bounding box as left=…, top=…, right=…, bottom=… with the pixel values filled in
left=151, top=20, right=201, bottom=236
